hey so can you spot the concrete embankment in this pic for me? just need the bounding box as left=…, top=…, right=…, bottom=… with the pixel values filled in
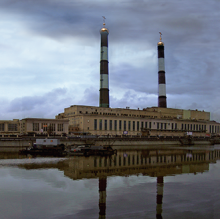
left=0, top=136, right=216, bottom=152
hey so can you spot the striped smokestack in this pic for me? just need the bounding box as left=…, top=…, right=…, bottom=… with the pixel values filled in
left=99, top=16, right=109, bottom=108
left=157, top=32, right=167, bottom=108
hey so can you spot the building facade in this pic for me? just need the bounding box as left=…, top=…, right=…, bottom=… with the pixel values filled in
left=56, top=105, right=219, bottom=137
left=0, top=118, right=69, bottom=136
left=20, top=118, right=69, bottom=135
left=0, top=119, right=20, bottom=136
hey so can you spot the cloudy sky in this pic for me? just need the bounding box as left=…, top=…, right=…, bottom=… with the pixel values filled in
left=0, top=0, right=220, bottom=121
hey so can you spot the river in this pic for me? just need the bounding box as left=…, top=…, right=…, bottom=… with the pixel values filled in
left=0, top=145, right=220, bottom=219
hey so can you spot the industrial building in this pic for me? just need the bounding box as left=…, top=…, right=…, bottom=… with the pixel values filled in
left=56, top=105, right=219, bottom=137
left=0, top=118, right=69, bottom=136
left=1, top=19, right=220, bottom=138
left=55, top=20, right=220, bottom=137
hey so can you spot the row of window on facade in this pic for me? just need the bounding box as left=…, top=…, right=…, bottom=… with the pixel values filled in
left=94, top=119, right=178, bottom=132
left=181, top=124, right=220, bottom=133
left=180, top=123, right=207, bottom=132
left=0, top=123, right=18, bottom=132
left=93, top=152, right=211, bottom=168
left=94, top=119, right=152, bottom=131
left=93, top=119, right=220, bottom=133
left=33, top=123, right=64, bottom=132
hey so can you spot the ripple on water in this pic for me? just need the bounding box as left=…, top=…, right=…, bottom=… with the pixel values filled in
left=0, top=157, right=67, bottom=167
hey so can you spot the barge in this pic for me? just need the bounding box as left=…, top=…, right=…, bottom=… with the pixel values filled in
left=19, top=139, right=66, bottom=156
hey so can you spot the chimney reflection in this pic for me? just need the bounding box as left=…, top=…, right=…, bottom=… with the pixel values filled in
left=156, top=176, right=164, bottom=219
left=99, top=176, right=107, bottom=219
left=16, top=148, right=220, bottom=218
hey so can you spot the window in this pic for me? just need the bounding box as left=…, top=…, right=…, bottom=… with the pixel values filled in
left=137, top=121, right=139, bottom=131
left=119, top=156, right=121, bottom=166
left=157, top=123, right=159, bottom=129
left=114, top=120, right=117, bottom=131
left=0, top=123, right=4, bottom=131
left=33, top=123, right=39, bottom=131
left=94, top=119, right=97, bottom=130
left=133, top=121, right=135, bottom=131
left=8, top=124, right=18, bottom=131
left=42, top=123, right=48, bottom=131
left=171, top=123, right=174, bottom=130
left=50, top=123, right=55, bottom=131
left=161, top=123, right=163, bottom=129
left=99, top=119, right=102, bottom=130
left=164, top=123, right=167, bottom=130
left=141, top=122, right=144, bottom=129
left=149, top=122, right=152, bottom=129
left=119, top=120, right=122, bottom=131
left=104, top=120, right=107, bottom=130
left=109, top=120, right=112, bottom=130
left=175, top=123, right=177, bottom=130
left=124, top=121, right=126, bottom=131
left=145, top=122, right=147, bottom=128
left=58, top=124, right=63, bottom=132
left=123, top=157, right=126, bottom=166
left=128, top=121, right=131, bottom=131
left=94, top=157, right=97, bottom=167
left=114, top=156, right=117, bottom=166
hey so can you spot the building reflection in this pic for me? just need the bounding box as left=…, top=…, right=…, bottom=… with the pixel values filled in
left=17, top=148, right=220, bottom=218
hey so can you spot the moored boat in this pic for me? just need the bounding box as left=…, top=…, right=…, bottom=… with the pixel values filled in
left=19, top=139, right=67, bottom=156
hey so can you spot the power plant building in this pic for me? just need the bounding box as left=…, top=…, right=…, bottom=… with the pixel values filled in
left=56, top=105, right=220, bottom=137
left=55, top=22, right=220, bottom=137
left=1, top=20, right=220, bottom=139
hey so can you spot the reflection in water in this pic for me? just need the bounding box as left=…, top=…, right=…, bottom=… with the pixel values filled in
left=1, top=147, right=220, bottom=218
left=156, top=176, right=164, bottom=219
left=99, top=176, right=107, bottom=219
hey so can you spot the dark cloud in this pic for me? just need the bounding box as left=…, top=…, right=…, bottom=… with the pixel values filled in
left=0, top=88, right=72, bottom=119
left=0, top=0, right=220, bottom=121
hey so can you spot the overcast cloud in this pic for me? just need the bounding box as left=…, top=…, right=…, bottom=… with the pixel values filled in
left=0, top=0, right=220, bottom=121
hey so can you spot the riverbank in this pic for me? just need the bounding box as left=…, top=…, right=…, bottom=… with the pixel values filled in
left=0, top=136, right=219, bottom=152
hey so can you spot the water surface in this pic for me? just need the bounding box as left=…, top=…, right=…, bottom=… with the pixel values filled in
left=0, top=145, right=220, bottom=219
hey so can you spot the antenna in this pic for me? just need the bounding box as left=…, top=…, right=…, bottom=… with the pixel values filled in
left=102, top=16, right=106, bottom=26
left=159, top=32, right=162, bottom=41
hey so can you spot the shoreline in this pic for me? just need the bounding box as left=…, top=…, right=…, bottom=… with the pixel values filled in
left=0, top=136, right=218, bottom=152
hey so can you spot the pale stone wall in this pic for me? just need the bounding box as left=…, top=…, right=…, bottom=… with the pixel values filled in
left=20, top=118, right=69, bottom=135
left=67, top=113, right=219, bottom=137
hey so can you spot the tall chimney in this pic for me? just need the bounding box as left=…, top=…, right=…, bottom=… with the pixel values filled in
left=99, top=16, right=109, bottom=108
left=157, top=32, right=167, bottom=108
